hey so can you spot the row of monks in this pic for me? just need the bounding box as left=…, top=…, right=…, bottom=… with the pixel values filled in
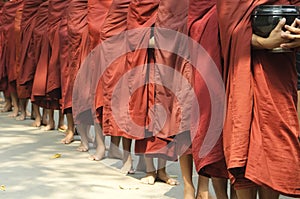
left=0, top=0, right=299, bottom=199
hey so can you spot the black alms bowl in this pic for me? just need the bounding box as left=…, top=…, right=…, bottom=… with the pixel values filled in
left=252, top=5, right=300, bottom=38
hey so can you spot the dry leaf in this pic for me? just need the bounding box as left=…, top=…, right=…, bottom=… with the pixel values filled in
left=0, top=185, right=5, bottom=191
left=119, top=185, right=139, bottom=190
left=50, top=153, right=61, bottom=159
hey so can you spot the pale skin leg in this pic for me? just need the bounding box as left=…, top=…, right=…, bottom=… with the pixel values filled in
left=179, top=154, right=195, bottom=199
left=88, top=123, right=106, bottom=161
left=32, top=104, right=42, bottom=127
left=107, top=136, right=123, bottom=159
left=120, top=137, right=134, bottom=174
left=43, top=109, right=55, bottom=131
left=196, top=176, right=209, bottom=199
left=0, top=96, right=12, bottom=112
left=16, top=98, right=27, bottom=121
left=8, top=91, right=19, bottom=117
left=61, top=112, right=74, bottom=144
left=141, top=156, right=156, bottom=185
left=235, top=187, right=257, bottom=199
left=258, top=186, right=279, bottom=199
left=76, top=123, right=90, bottom=152
left=57, top=110, right=67, bottom=131
left=211, top=177, right=228, bottom=199
left=156, top=158, right=179, bottom=186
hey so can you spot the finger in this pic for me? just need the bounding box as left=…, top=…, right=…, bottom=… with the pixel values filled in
left=274, top=18, right=286, bottom=31
left=281, top=32, right=300, bottom=40
left=280, top=41, right=300, bottom=49
left=284, top=25, right=300, bottom=34
left=296, top=18, right=300, bottom=27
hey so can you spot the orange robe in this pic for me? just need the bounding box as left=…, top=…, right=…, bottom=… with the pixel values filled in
left=72, top=0, right=112, bottom=125
left=217, top=0, right=300, bottom=196
left=61, top=0, right=88, bottom=113
left=188, top=0, right=227, bottom=178
left=94, top=0, right=132, bottom=137
left=30, top=1, right=53, bottom=108
left=7, top=2, right=23, bottom=95
left=18, top=0, right=44, bottom=99
left=0, top=2, right=5, bottom=93
left=0, top=1, right=23, bottom=95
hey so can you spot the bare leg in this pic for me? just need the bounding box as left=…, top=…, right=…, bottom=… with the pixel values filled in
left=136, top=155, right=146, bottom=172
left=108, top=136, right=123, bottom=159
left=230, top=185, right=238, bottom=199
left=196, top=176, right=209, bottom=199
left=141, top=156, right=156, bottom=185
left=0, top=96, right=12, bottom=112
left=57, top=110, right=67, bottom=132
left=235, top=187, right=257, bottom=199
left=211, top=177, right=228, bottom=199
left=180, top=154, right=195, bottom=199
left=120, top=137, right=134, bottom=174
left=258, top=186, right=279, bottom=199
left=89, top=123, right=106, bottom=161
left=156, top=158, right=179, bottom=186
left=8, top=92, right=19, bottom=117
left=16, top=98, right=27, bottom=120
left=42, top=108, right=47, bottom=125
left=43, top=109, right=55, bottom=131
left=76, top=123, right=90, bottom=152
left=32, top=104, right=42, bottom=127
left=61, top=112, right=74, bottom=144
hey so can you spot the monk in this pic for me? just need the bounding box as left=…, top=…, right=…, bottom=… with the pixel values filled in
left=18, top=0, right=45, bottom=123
left=217, top=0, right=300, bottom=198
left=94, top=0, right=136, bottom=173
left=72, top=0, right=112, bottom=160
left=0, top=1, right=23, bottom=115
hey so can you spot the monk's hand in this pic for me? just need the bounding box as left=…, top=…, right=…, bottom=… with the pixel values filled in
left=280, top=18, right=300, bottom=49
left=252, top=18, right=290, bottom=49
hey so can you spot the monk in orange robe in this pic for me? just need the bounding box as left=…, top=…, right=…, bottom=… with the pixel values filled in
left=217, top=0, right=300, bottom=198
left=72, top=0, right=112, bottom=160
left=18, top=0, right=45, bottom=122
left=6, top=1, right=23, bottom=118
left=59, top=0, right=88, bottom=144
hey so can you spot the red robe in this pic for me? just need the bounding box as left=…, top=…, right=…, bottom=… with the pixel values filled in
left=188, top=0, right=227, bottom=178
left=94, top=0, right=132, bottom=137
left=72, top=0, right=112, bottom=125
left=217, top=0, right=300, bottom=196
left=18, top=0, right=45, bottom=99
left=7, top=2, right=23, bottom=94
left=0, top=1, right=23, bottom=95
left=30, top=1, right=50, bottom=107
left=0, top=2, right=5, bottom=93
left=61, top=0, right=88, bottom=112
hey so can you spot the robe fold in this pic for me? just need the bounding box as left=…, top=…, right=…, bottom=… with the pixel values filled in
left=188, top=0, right=227, bottom=178
left=217, top=0, right=300, bottom=196
left=18, top=0, right=45, bottom=99
left=61, top=0, right=88, bottom=112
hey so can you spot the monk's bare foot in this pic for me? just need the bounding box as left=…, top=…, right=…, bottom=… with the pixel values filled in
left=196, top=192, right=210, bottom=199
left=8, top=109, right=19, bottom=117
left=77, top=142, right=89, bottom=152
left=61, top=130, right=74, bottom=144
left=121, top=154, right=135, bottom=174
left=107, top=144, right=123, bottom=160
left=156, top=169, right=179, bottom=186
left=88, top=144, right=105, bottom=161
left=141, top=171, right=157, bottom=185
left=42, top=120, right=55, bottom=131
left=184, top=185, right=196, bottom=199
left=1, top=104, right=12, bottom=113
left=136, top=156, right=146, bottom=172
left=16, top=113, right=26, bottom=121
left=57, top=124, right=67, bottom=133
left=32, top=117, right=42, bottom=127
